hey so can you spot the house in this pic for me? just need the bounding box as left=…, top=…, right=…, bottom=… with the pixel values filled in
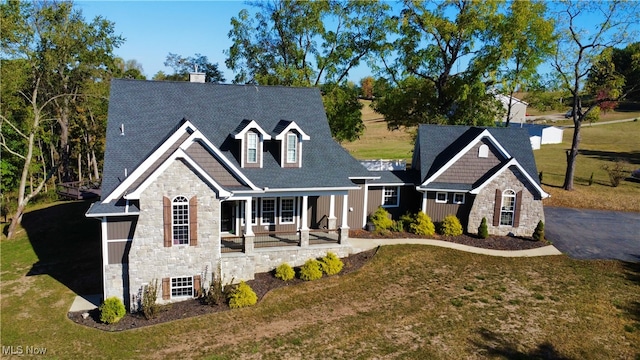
left=496, top=94, right=528, bottom=124
left=87, top=77, right=548, bottom=310
left=86, top=77, right=374, bottom=310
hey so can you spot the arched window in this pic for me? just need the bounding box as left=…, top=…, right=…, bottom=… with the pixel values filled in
left=478, top=144, right=489, bottom=158
left=500, top=190, right=516, bottom=226
left=172, top=196, right=189, bottom=244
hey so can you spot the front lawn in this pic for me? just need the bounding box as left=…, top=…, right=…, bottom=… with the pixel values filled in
left=1, top=202, right=639, bottom=359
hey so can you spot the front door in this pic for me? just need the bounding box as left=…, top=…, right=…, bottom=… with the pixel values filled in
left=221, top=201, right=236, bottom=234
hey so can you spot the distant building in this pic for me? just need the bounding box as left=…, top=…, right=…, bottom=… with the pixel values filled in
left=496, top=94, right=528, bottom=124
left=509, top=123, right=564, bottom=150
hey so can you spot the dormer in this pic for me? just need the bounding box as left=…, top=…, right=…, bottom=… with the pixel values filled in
left=273, top=120, right=310, bottom=168
left=231, top=119, right=271, bottom=168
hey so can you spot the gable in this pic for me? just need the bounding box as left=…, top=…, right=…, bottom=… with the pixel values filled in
left=184, top=141, right=248, bottom=189
left=430, top=139, right=504, bottom=185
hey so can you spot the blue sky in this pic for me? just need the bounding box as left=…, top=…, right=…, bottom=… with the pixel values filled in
left=76, top=1, right=639, bottom=84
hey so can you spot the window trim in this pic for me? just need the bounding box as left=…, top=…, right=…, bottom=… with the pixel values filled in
left=435, top=192, right=448, bottom=204
left=279, top=197, right=296, bottom=224
left=172, top=196, right=190, bottom=245
left=286, top=133, right=297, bottom=164
left=500, top=189, right=516, bottom=226
left=247, top=132, right=258, bottom=164
left=453, top=192, right=465, bottom=205
left=171, top=276, right=193, bottom=298
left=382, top=186, right=400, bottom=208
left=260, top=198, right=276, bottom=225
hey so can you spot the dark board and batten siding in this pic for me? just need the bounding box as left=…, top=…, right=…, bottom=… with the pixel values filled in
left=425, top=191, right=474, bottom=226
left=106, top=216, right=137, bottom=264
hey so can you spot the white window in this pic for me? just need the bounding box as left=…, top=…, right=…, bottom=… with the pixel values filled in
left=172, top=196, right=189, bottom=245
left=500, top=190, right=516, bottom=226
left=286, top=133, right=297, bottom=163
left=435, top=192, right=448, bottom=203
left=280, top=197, right=295, bottom=224
left=261, top=198, right=276, bottom=225
left=241, top=199, right=258, bottom=226
left=247, top=132, right=258, bottom=163
left=382, top=187, right=400, bottom=207
left=453, top=193, right=465, bottom=205
left=171, top=276, right=193, bottom=297
left=478, top=144, right=489, bottom=158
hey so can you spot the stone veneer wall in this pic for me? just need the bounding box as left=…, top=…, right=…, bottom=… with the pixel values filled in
left=104, top=263, right=126, bottom=306
left=467, top=166, right=545, bottom=237
left=126, top=160, right=221, bottom=311
left=220, top=245, right=352, bottom=284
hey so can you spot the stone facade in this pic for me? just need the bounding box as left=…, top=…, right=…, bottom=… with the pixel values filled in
left=127, top=160, right=221, bottom=311
left=467, top=166, right=545, bottom=237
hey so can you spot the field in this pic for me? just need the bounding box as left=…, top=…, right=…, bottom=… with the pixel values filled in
left=344, top=101, right=640, bottom=212
left=1, top=201, right=639, bottom=359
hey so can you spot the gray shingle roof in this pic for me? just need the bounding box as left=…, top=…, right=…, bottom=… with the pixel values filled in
left=90, top=79, right=370, bottom=215
left=414, top=124, right=540, bottom=186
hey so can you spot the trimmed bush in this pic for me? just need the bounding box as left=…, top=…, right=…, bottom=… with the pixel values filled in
left=275, top=263, right=295, bottom=281
left=478, top=217, right=489, bottom=239
left=410, top=211, right=435, bottom=236
left=439, top=214, right=463, bottom=236
left=299, top=259, right=323, bottom=281
left=370, top=206, right=393, bottom=232
left=228, top=281, right=258, bottom=309
left=99, top=296, right=126, bottom=324
left=141, top=279, right=159, bottom=320
left=320, top=252, right=344, bottom=276
left=533, top=220, right=545, bottom=242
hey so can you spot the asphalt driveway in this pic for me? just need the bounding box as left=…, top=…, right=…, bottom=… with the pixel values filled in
left=545, top=207, right=640, bottom=262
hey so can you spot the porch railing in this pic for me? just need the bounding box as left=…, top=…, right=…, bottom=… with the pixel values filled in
left=221, top=229, right=341, bottom=253
left=254, top=231, right=300, bottom=248
left=221, top=236, right=243, bottom=253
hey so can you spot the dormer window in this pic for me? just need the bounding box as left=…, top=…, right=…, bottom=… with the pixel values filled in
left=273, top=120, right=310, bottom=168
left=232, top=120, right=271, bottom=168
left=247, top=132, right=258, bottom=163
left=286, top=133, right=297, bottom=163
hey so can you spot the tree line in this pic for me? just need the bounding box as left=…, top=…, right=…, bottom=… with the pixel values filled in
left=1, top=0, right=638, bottom=239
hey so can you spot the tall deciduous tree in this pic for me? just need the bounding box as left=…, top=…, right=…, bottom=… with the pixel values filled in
left=0, top=0, right=122, bottom=239
left=374, top=0, right=505, bottom=128
left=321, top=82, right=364, bottom=143
left=488, top=0, right=556, bottom=126
left=551, top=0, right=639, bottom=191
left=225, top=0, right=392, bottom=141
left=160, top=53, right=225, bottom=83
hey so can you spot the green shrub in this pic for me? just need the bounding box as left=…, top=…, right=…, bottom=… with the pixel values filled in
left=439, top=214, right=463, bottom=236
left=585, top=105, right=600, bottom=124
left=320, top=252, right=344, bottom=276
left=227, top=281, right=257, bottom=309
left=99, top=296, right=126, bottom=324
left=398, top=211, right=415, bottom=231
left=390, top=220, right=404, bottom=232
left=602, top=160, right=628, bottom=187
left=299, top=259, right=323, bottom=281
left=275, top=263, right=295, bottom=281
left=478, top=217, right=489, bottom=239
left=409, top=211, right=435, bottom=236
left=369, top=206, right=393, bottom=232
left=533, top=220, right=545, bottom=242
left=141, top=279, right=159, bottom=320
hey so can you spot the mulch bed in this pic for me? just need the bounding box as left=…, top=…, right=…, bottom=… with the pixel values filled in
left=68, top=231, right=547, bottom=331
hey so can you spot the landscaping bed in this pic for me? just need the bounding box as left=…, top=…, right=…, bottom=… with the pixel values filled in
left=69, top=231, right=547, bottom=331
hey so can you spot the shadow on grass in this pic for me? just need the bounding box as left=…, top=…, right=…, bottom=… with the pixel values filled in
left=622, top=256, right=640, bottom=324
left=472, top=328, right=571, bottom=360
left=23, top=200, right=102, bottom=296
left=578, top=149, right=640, bottom=165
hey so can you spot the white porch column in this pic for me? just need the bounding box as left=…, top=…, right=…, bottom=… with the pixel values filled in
left=300, top=195, right=309, bottom=231
left=421, top=191, right=427, bottom=214
left=339, top=193, right=349, bottom=244
left=328, top=194, right=337, bottom=229
left=244, top=198, right=254, bottom=236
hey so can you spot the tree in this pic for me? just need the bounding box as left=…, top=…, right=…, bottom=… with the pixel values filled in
left=375, top=0, right=509, bottom=128
left=551, top=0, right=639, bottom=190
left=0, top=1, right=122, bottom=239
left=611, top=42, right=640, bottom=101
left=360, top=76, right=374, bottom=100
left=161, top=53, right=225, bottom=83
left=113, top=57, right=146, bottom=80
left=225, top=0, right=393, bottom=140
left=321, top=82, right=364, bottom=143
left=488, top=1, right=556, bottom=126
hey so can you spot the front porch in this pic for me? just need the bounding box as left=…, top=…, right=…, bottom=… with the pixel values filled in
left=221, top=230, right=340, bottom=253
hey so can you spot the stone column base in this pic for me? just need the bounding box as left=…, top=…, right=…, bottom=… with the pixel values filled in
left=300, top=229, right=310, bottom=247
left=244, top=235, right=255, bottom=255
left=338, top=227, right=349, bottom=245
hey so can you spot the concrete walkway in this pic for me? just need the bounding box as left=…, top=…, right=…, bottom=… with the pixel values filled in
left=69, top=294, right=101, bottom=312
left=349, top=238, right=562, bottom=257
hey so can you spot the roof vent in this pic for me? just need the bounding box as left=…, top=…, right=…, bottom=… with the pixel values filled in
left=120, top=123, right=124, bottom=135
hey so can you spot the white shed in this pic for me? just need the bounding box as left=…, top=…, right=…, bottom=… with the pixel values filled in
left=496, top=94, right=528, bottom=124
left=510, top=123, right=564, bottom=149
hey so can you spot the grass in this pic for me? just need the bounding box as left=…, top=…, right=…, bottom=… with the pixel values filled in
left=535, top=121, right=640, bottom=211
left=1, top=201, right=640, bottom=359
